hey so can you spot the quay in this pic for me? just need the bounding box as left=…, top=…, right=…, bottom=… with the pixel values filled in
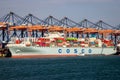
left=0, top=44, right=11, bottom=57
left=0, top=48, right=11, bottom=57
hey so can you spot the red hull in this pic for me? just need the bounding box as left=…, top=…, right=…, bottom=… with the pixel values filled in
left=12, top=54, right=78, bottom=58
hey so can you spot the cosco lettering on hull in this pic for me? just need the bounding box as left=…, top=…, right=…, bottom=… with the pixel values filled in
left=58, top=49, right=92, bottom=54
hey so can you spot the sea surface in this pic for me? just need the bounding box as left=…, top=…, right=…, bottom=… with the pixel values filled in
left=0, top=56, right=120, bottom=80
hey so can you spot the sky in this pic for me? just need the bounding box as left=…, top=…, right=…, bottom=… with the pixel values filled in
left=0, top=0, right=120, bottom=26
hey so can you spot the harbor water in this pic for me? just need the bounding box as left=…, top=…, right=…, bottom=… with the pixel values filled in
left=0, top=56, right=120, bottom=80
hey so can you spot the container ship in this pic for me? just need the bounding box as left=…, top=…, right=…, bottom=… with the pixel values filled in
left=0, top=13, right=120, bottom=58
left=6, top=26, right=117, bottom=58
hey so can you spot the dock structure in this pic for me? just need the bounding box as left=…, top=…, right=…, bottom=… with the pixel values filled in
left=0, top=12, right=119, bottom=42
left=0, top=12, right=120, bottom=57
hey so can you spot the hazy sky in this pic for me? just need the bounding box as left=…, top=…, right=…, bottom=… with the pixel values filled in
left=0, top=0, right=120, bottom=26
